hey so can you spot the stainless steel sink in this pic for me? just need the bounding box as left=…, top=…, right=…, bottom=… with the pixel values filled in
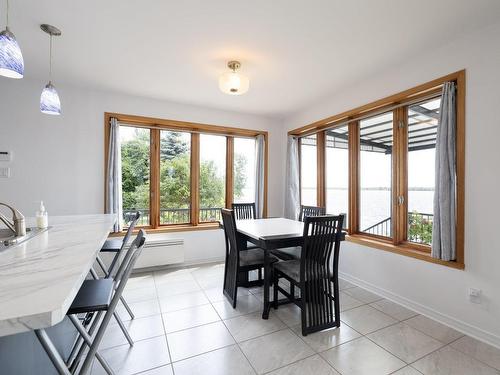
left=0, top=227, right=50, bottom=251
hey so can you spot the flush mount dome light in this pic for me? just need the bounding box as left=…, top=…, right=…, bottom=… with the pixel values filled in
left=218, top=60, right=249, bottom=95
left=0, top=0, right=24, bottom=79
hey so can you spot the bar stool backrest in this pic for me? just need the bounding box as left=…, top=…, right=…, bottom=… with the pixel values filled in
left=107, top=211, right=141, bottom=278
left=232, top=203, right=256, bottom=220
left=78, top=230, right=146, bottom=375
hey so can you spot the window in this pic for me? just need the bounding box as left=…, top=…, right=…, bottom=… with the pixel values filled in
left=293, top=71, right=465, bottom=268
left=325, top=126, right=349, bottom=224
left=199, top=134, right=226, bottom=222
left=407, top=97, right=439, bottom=245
left=106, top=114, right=268, bottom=231
left=120, top=126, right=151, bottom=227
left=159, top=131, right=191, bottom=225
left=233, top=137, right=256, bottom=203
left=359, top=112, right=393, bottom=237
left=300, top=134, right=317, bottom=206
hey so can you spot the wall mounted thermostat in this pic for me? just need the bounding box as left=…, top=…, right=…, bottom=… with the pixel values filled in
left=0, top=151, right=12, bottom=162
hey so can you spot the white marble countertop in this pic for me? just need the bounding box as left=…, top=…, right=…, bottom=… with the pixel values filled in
left=0, top=214, right=116, bottom=337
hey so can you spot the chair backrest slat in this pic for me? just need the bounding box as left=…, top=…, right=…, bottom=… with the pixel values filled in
left=299, top=205, right=326, bottom=222
left=232, top=203, right=256, bottom=220
left=221, top=209, right=241, bottom=307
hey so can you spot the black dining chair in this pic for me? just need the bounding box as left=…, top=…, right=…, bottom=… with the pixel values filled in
left=273, top=205, right=326, bottom=260
left=221, top=209, right=278, bottom=307
left=231, top=203, right=260, bottom=251
left=272, top=214, right=344, bottom=336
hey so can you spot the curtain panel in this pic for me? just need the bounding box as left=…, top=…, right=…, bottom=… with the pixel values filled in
left=106, top=118, right=123, bottom=232
left=284, top=135, right=300, bottom=220
left=254, top=134, right=265, bottom=218
left=431, top=82, right=457, bottom=261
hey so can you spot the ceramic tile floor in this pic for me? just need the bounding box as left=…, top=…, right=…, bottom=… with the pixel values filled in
left=91, top=262, right=500, bottom=375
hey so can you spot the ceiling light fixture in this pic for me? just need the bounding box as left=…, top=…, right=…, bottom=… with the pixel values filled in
left=40, top=24, right=61, bottom=115
left=0, top=0, right=24, bottom=79
left=219, top=60, right=249, bottom=95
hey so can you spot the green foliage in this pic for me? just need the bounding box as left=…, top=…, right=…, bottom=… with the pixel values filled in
left=121, top=129, right=249, bottom=214
left=408, top=211, right=433, bottom=245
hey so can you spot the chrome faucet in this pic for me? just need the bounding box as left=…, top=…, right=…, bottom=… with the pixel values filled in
left=0, top=203, right=26, bottom=237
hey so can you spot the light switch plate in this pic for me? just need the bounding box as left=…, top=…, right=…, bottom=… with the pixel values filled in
left=0, top=151, right=12, bottom=162
left=0, top=167, right=10, bottom=178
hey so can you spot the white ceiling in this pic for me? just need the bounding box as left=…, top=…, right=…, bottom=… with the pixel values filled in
left=6, top=0, right=500, bottom=117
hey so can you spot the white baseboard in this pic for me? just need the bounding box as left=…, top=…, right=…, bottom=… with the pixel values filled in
left=339, top=271, right=500, bottom=350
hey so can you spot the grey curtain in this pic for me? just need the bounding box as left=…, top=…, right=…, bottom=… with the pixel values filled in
left=432, top=82, right=457, bottom=261
left=254, top=134, right=265, bottom=218
left=284, top=135, right=300, bottom=220
left=106, top=118, right=123, bottom=232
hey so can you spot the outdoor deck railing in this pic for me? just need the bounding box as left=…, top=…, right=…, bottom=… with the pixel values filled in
left=362, top=212, right=434, bottom=244
left=123, top=207, right=223, bottom=226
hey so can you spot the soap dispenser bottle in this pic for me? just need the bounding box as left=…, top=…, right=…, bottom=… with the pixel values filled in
left=36, top=201, right=48, bottom=229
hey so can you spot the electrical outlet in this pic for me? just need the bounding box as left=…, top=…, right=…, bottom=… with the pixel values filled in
left=469, top=288, right=482, bottom=304
left=0, top=167, right=10, bottom=178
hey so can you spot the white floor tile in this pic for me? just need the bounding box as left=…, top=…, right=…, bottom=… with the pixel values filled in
left=391, top=366, right=422, bottom=375
left=343, top=287, right=383, bottom=304
left=158, top=290, right=209, bottom=313
left=340, top=291, right=365, bottom=312
left=162, top=304, right=220, bottom=333
left=124, top=273, right=156, bottom=291
left=367, top=322, right=444, bottom=363
left=290, top=323, right=361, bottom=352
left=138, top=365, right=174, bottom=375
left=404, top=315, right=464, bottom=344
left=93, top=336, right=170, bottom=375
left=114, top=299, right=161, bottom=321
left=239, top=329, right=315, bottom=374
left=172, top=345, right=256, bottom=375
left=369, top=299, right=418, bottom=321
left=122, top=286, right=157, bottom=303
left=341, top=305, right=397, bottom=335
left=412, top=346, right=500, bottom=375
left=167, top=321, right=235, bottom=362
left=321, top=337, right=405, bottom=375
left=156, top=279, right=201, bottom=297
left=224, top=310, right=286, bottom=342
left=203, top=286, right=251, bottom=303
left=267, top=355, right=340, bottom=375
left=451, top=335, right=500, bottom=371
left=212, top=293, right=262, bottom=319
left=274, top=304, right=302, bottom=327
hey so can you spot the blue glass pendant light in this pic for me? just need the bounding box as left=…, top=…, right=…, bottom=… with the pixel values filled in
left=40, top=24, right=61, bottom=115
left=0, top=0, right=24, bottom=79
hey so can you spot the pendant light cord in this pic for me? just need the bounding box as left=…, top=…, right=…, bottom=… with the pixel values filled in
left=49, top=33, right=52, bottom=80
left=6, top=0, right=9, bottom=27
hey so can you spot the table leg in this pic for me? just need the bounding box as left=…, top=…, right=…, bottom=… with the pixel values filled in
left=262, top=249, right=271, bottom=319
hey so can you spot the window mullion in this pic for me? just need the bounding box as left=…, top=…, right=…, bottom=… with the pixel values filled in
left=317, top=131, right=326, bottom=207
left=190, top=133, right=200, bottom=225
left=348, top=121, right=359, bottom=234
left=392, top=107, right=408, bottom=245
left=225, top=137, right=234, bottom=209
left=150, top=129, right=160, bottom=229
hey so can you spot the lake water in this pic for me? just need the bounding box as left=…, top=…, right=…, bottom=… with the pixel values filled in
left=303, top=188, right=434, bottom=230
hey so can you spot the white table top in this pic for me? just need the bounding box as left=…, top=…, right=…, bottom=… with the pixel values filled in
left=0, top=214, right=116, bottom=337
left=236, top=218, right=304, bottom=241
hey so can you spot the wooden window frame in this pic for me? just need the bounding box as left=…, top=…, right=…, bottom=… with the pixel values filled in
left=290, top=70, right=465, bottom=269
left=104, top=112, right=268, bottom=234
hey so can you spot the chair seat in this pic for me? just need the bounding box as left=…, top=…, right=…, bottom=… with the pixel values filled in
left=240, top=248, right=278, bottom=267
left=273, top=260, right=301, bottom=281
left=100, top=238, right=123, bottom=253
left=272, top=246, right=301, bottom=260
left=67, top=279, right=114, bottom=315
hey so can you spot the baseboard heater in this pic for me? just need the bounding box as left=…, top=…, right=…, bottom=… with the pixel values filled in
left=133, top=238, right=185, bottom=269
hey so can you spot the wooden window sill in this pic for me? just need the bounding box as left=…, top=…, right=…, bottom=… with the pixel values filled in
left=108, top=222, right=221, bottom=237
left=345, top=234, right=465, bottom=270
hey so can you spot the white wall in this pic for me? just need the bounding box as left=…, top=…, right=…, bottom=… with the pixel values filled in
left=0, top=79, right=284, bottom=264
left=283, top=22, right=500, bottom=347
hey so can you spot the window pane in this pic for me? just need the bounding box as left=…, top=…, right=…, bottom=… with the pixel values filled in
left=359, top=112, right=393, bottom=237
left=407, top=97, right=439, bottom=245
left=233, top=137, right=256, bottom=203
left=300, top=134, right=317, bottom=206
left=159, top=131, right=191, bottom=225
left=120, top=126, right=150, bottom=226
left=326, top=126, right=349, bottom=226
left=199, top=134, right=226, bottom=222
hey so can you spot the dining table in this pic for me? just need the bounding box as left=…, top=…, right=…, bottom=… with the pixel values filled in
left=234, top=217, right=346, bottom=319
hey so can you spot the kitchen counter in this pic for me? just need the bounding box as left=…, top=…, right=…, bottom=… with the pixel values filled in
left=0, top=214, right=115, bottom=337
